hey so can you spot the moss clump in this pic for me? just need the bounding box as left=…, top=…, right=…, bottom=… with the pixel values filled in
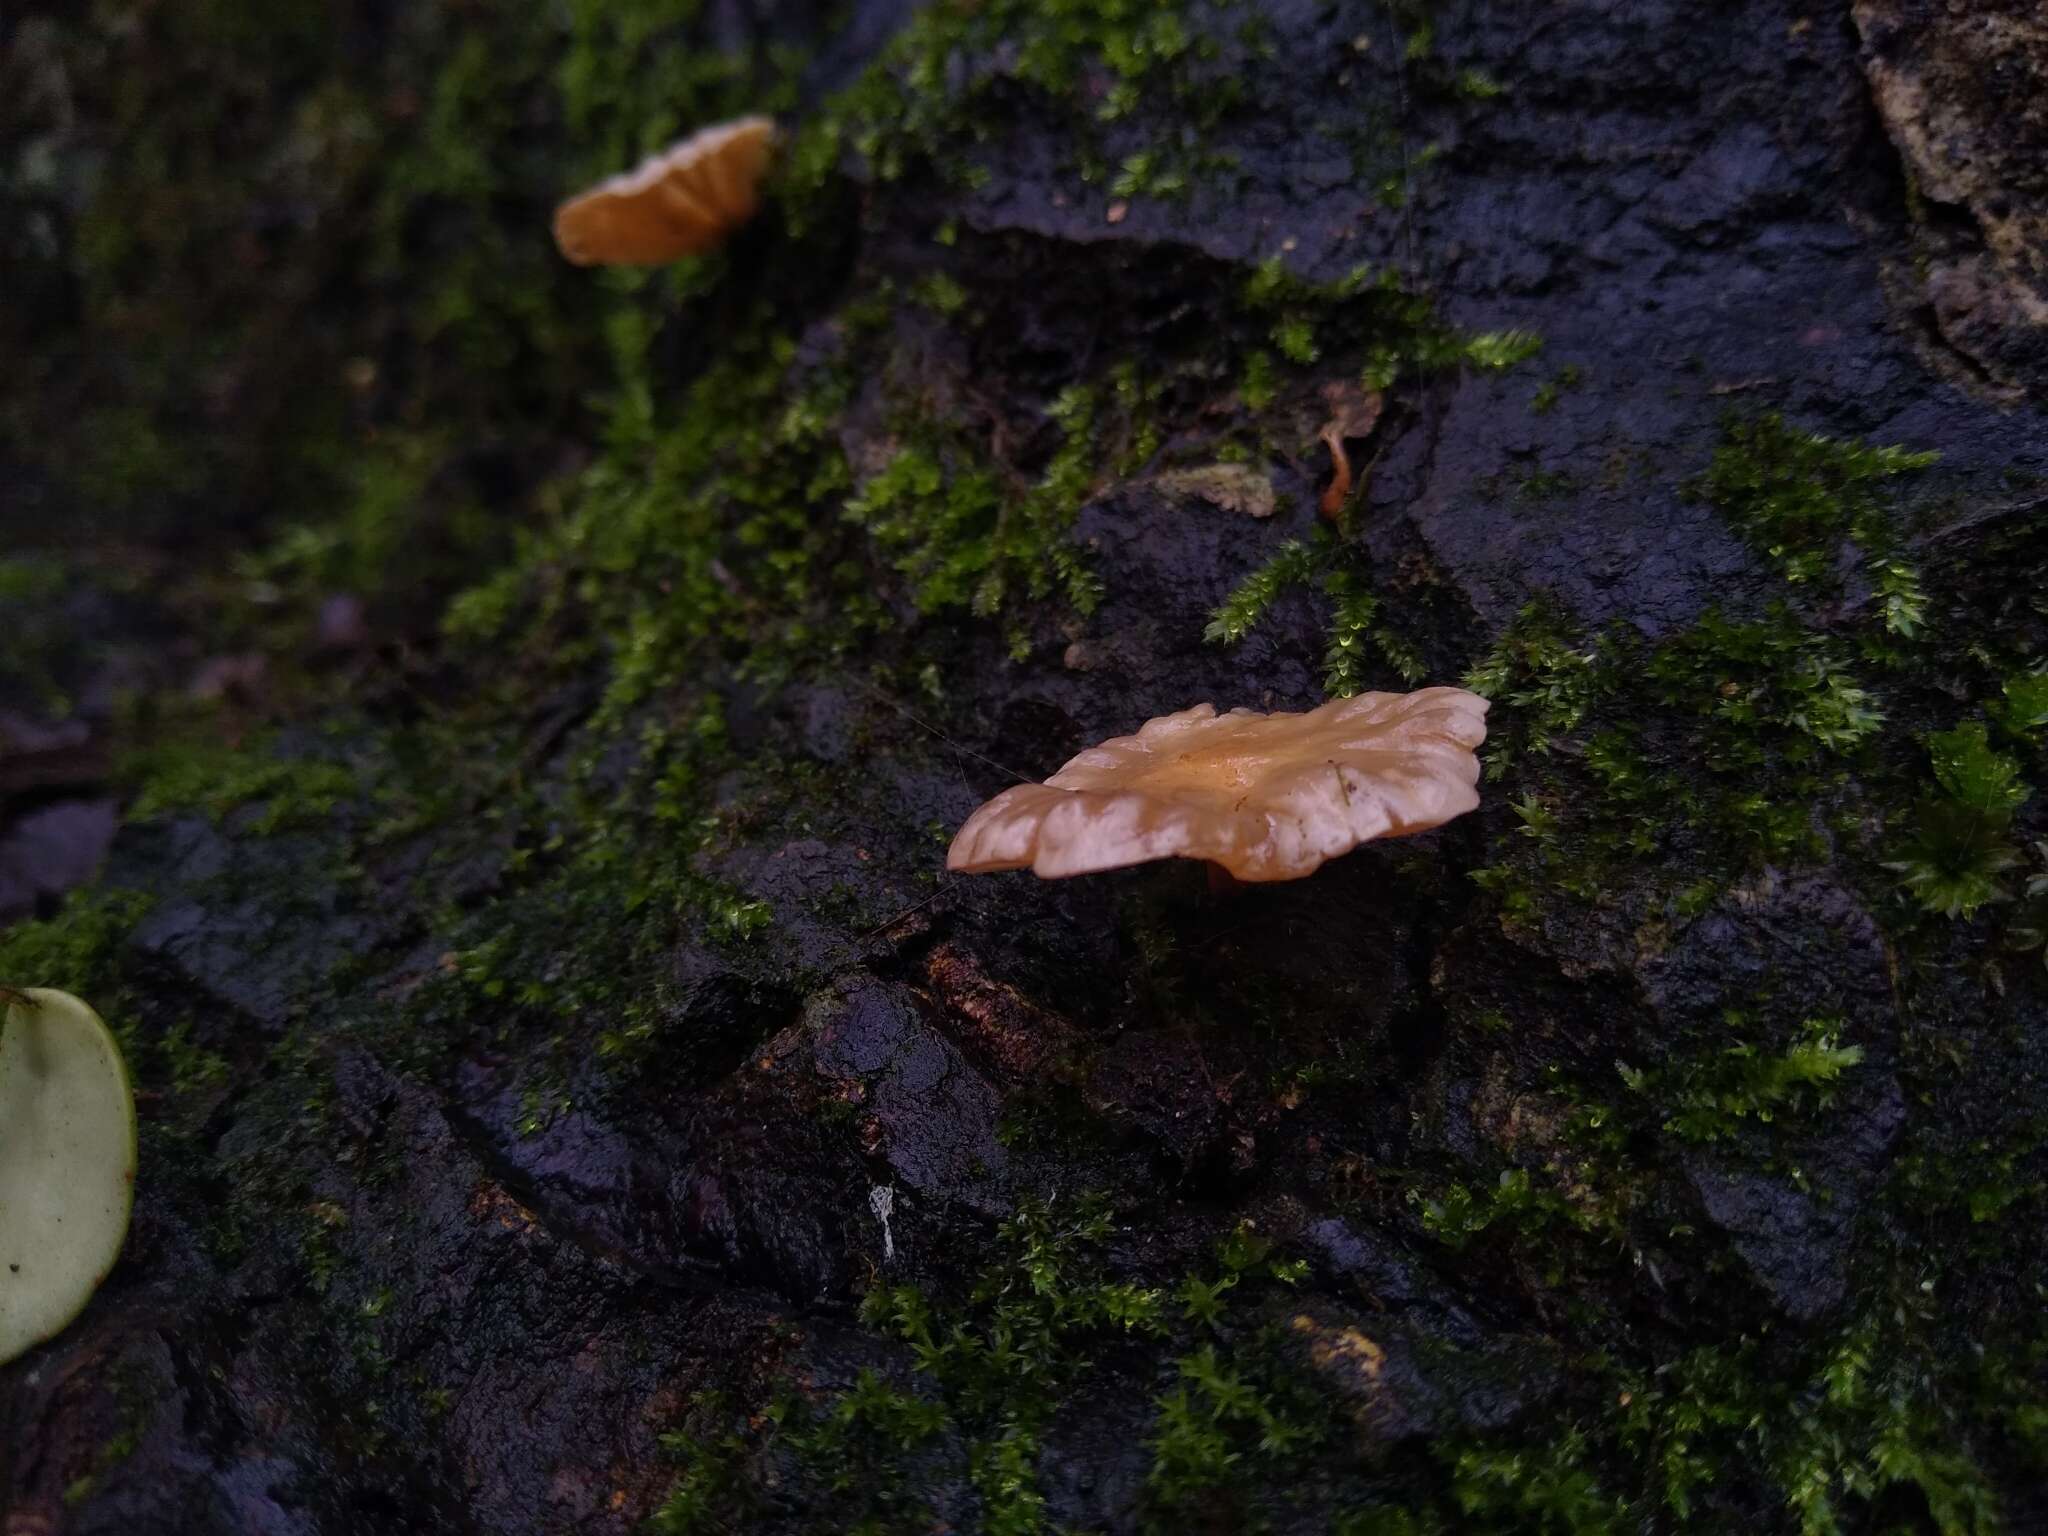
left=785, top=0, right=1236, bottom=206
left=123, top=731, right=371, bottom=833
left=1529, top=364, right=1584, bottom=415
left=1691, top=412, right=1936, bottom=633
left=844, top=383, right=1106, bottom=631
left=1886, top=722, right=2030, bottom=917
left=1466, top=597, right=1887, bottom=916
left=782, top=0, right=1504, bottom=236
left=1618, top=1016, right=1864, bottom=1144
left=0, top=888, right=152, bottom=1007
left=1205, top=531, right=1426, bottom=697
left=410, top=694, right=781, bottom=1042
left=1997, top=671, right=2048, bottom=733
left=1453, top=407, right=2040, bottom=933
left=652, top=1197, right=1335, bottom=1533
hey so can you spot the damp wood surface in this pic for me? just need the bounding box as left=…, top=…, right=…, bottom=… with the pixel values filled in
left=2, top=1, right=2047, bottom=1532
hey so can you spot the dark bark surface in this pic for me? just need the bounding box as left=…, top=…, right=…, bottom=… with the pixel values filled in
left=3, top=2, right=2046, bottom=1532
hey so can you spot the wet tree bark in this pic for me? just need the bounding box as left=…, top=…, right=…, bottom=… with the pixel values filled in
left=4, top=2, right=2047, bottom=1532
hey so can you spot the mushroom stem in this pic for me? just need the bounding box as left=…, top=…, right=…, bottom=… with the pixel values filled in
left=1205, top=861, right=1243, bottom=896
left=1318, top=428, right=1353, bottom=521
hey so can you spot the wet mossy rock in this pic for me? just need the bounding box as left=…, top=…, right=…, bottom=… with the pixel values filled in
left=4, top=0, right=2048, bottom=1532
left=0, top=989, right=138, bottom=1366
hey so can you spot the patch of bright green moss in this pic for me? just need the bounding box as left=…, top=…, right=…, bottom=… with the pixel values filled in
left=1691, top=412, right=1936, bottom=633
left=1452, top=413, right=2015, bottom=929
left=1618, top=1016, right=1864, bottom=1144
left=1887, top=721, right=2030, bottom=917
left=785, top=0, right=1233, bottom=207
left=1205, top=530, right=1426, bottom=697
left=652, top=1196, right=1334, bottom=1533
left=0, top=887, right=152, bottom=999
left=123, top=732, right=370, bottom=833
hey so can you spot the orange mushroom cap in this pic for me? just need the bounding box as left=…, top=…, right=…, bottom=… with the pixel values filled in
left=552, top=115, right=777, bottom=267
left=947, top=687, right=1489, bottom=882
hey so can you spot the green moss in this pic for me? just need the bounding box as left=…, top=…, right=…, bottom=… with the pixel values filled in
left=1205, top=530, right=1428, bottom=699
left=124, top=732, right=369, bottom=832
left=393, top=692, right=813, bottom=1057
left=1145, top=1334, right=1330, bottom=1523
left=59, top=1367, right=146, bottom=1509
left=1529, top=364, right=1583, bottom=415
left=649, top=1196, right=1340, bottom=1531
left=1310, top=1256, right=2039, bottom=1534
left=844, top=383, right=1105, bottom=628
left=1514, top=468, right=1577, bottom=502
left=909, top=270, right=970, bottom=317
left=1204, top=539, right=1322, bottom=644
left=0, top=887, right=153, bottom=999
left=1239, top=348, right=1279, bottom=411
left=1926, top=720, right=2031, bottom=815
left=1887, top=722, right=2030, bottom=917
left=20, top=10, right=2043, bottom=1530
left=1457, top=415, right=1991, bottom=923
left=1618, top=1017, right=1864, bottom=1144
left=1618, top=1324, right=2004, bottom=1535
left=1412, top=1167, right=1589, bottom=1253
left=1466, top=594, right=1894, bottom=918
left=1692, top=412, right=1936, bottom=631
left=786, top=0, right=1244, bottom=210
left=1997, top=670, right=2048, bottom=732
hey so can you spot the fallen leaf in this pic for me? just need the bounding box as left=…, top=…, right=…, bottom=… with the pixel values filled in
left=1154, top=463, right=1277, bottom=518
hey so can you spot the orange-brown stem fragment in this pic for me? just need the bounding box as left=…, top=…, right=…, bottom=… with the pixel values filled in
left=1315, top=383, right=1381, bottom=521
left=1318, top=428, right=1353, bottom=520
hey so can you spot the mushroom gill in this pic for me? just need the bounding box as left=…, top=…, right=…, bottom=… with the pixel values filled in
left=551, top=115, right=777, bottom=267
left=947, top=687, right=1489, bottom=882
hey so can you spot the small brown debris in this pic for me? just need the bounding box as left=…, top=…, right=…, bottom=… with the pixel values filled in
left=1154, top=463, right=1278, bottom=518
left=922, top=942, right=1086, bottom=1084
left=1105, top=200, right=1129, bottom=224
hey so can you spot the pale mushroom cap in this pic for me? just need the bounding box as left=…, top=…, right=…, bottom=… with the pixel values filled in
left=552, top=115, right=777, bottom=267
left=947, top=687, right=1490, bottom=882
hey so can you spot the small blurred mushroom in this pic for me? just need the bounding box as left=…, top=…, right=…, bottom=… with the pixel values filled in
left=552, top=115, right=777, bottom=267
left=947, top=687, right=1487, bottom=883
left=1317, top=381, right=1384, bottom=520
